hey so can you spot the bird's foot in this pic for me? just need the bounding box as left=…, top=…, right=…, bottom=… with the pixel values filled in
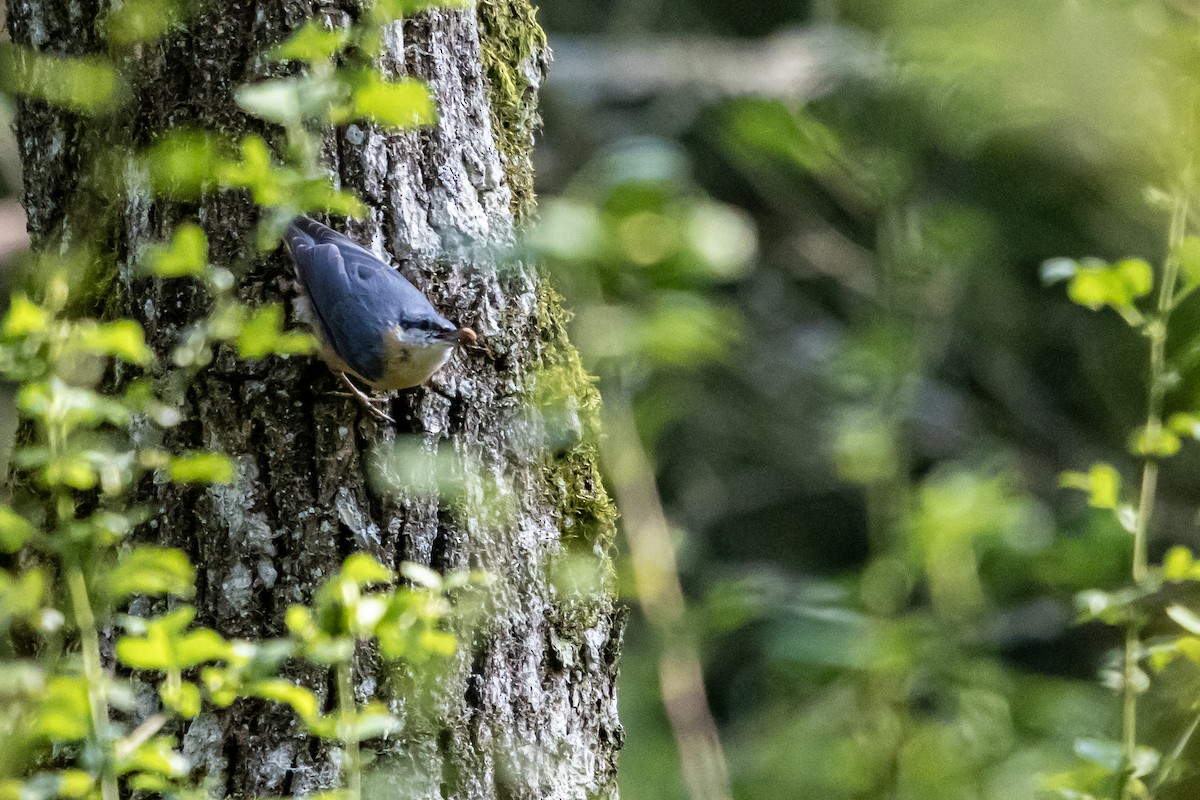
left=333, top=373, right=395, bottom=423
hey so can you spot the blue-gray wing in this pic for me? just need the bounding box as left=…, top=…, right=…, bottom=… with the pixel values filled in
left=284, top=217, right=444, bottom=383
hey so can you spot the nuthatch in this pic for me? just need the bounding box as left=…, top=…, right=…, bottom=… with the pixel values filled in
left=283, top=216, right=476, bottom=422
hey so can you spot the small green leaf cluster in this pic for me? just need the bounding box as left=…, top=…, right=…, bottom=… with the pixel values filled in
left=1049, top=202, right=1200, bottom=798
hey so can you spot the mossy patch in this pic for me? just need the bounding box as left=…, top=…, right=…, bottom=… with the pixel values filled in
left=529, top=283, right=617, bottom=548
left=476, top=0, right=546, bottom=222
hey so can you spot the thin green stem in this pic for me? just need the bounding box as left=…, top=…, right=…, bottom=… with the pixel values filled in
left=1118, top=186, right=1190, bottom=800
left=337, top=659, right=361, bottom=800
left=67, top=566, right=118, bottom=800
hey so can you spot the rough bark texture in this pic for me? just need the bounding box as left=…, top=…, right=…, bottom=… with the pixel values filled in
left=6, top=1, right=623, bottom=798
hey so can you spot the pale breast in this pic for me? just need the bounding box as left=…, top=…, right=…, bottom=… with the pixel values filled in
left=374, top=328, right=456, bottom=390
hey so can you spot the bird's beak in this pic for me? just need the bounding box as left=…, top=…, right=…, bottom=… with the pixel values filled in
left=437, top=327, right=477, bottom=345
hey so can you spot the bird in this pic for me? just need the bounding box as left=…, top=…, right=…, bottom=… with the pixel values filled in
left=282, top=215, right=477, bottom=422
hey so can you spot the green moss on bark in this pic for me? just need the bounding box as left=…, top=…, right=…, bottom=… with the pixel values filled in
left=476, top=1, right=615, bottom=551
left=476, top=0, right=546, bottom=221
left=530, top=284, right=617, bottom=547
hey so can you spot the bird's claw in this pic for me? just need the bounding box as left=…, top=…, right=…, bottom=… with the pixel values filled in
left=333, top=373, right=396, bottom=424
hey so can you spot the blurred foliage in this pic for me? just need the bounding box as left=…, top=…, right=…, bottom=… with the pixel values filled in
left=532, top=1, right=1200, bottom=799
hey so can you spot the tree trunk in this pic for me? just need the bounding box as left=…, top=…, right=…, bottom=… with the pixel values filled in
left=5, top=2, right=623, bottom=798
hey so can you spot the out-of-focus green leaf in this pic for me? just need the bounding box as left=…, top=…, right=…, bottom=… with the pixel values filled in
left=32, top=677, right=91, bottom=741
left=104, top=0, right=186, bottom=45
left=108, top=547, right=195, bottom=600
left=0, top=44, right=124, bottom=114
left=370, top=0, right=472, bottom=21
left=71, top=320, right=154, bottom=365
left=307, top=702, right=402, bottom=741
left=159, top=679, right=201, bottom=718
left=247, top=678, right=319, bottom=721
left=220, top=135, right=287, bottom=205
left=143, top=131, right=226, bottom=197
left=1167, top=604, right=1200, bottom=635
left=6, top=770, right=93, bottom=800
left=0, top=506, right=33, bottom=553
left=3, top=293, right=49, bottom=337
left=18, top=379, right=131, bottom=431
left=0, top=567, right=48, bottom=625
left=235, top=76, right=342, bottom=125
left=335, top=71, right=435, bottom=128
left=1059, top=463, right=1121, bottom=509
left=167, top=452, right=235, bottom=484
left=146, top=224, right=208, bottom=278
left=117, top=609, right=230, bottom=671
left=115, top=735, right=189, bottom=777
left=1179, top=235, right=1200, bottom=287
left=1164, top=546, right=1200, bottom=581
left=1067, top=264, right=1133, bottom=310
left=1130, top=424, right=1181, bottom=458
left=342, top=553, right=395, bottom=587
left=1114, top=258, right=1152, bottom=298
left=273, top=20, right=349, bottom=63
left=233, top=304, right=315, bottom=359
left=399, top=562, right=440, bottom=589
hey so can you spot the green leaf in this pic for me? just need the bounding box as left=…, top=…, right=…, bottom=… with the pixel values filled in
left=235, top=77, right=342, bottom=126
left=1114, top=258, right=1153, bottom=298
left=273, top=20, right=350, bottom=63
left=32, top=677, right=91, bottom=741
left=1059, top=463, right=1121, bottom=509
left=1163, top=545, right=1200, bottom=581
left=1076, top=588, right=1142, bottom=625
left=219, top=135, right=286, bottom=204
left=0, top=567, right=48, bottom=626
left=73, top=319, right=155, bottom=365
left=1179, top=235, right=1200, bottom=286
left=143, top=130, right=225, bottom=197
left=173, top=629, right=231, bottom=668
left=292, top=181, right=369, bottom=219
left=3, top=293, right=49, bottom=337
left=108, top=547, right=195, bottom=600
left=167, top=452, right=235, bottom=484
left=115, top=735, right=189, bottom=777
left=104, top=0, right=185, bottom=45
left=8, top=770, right=93, bottom=800
left=19, top=379, right=131, bottom=430
left=146, top=224, right=208, bottom=278
left=341, top=553, right=394, bottom=587
left=0, top=44, right=124, bottom=115
left=1130, top=425, right=1182, bottom=458
left=1167, top=604, right=1200, bottom=635
left=1067, top=266, right=1128, bottom=310
left=399, top=561, right=441, bottom=589
left=1073, top=738, right=1122, bottom=772
left=247, top=679, right=319, bottom=721
left=308, top=702, right=402, bottom=741
left=159, top=679, right=201, bottom=718
left=117, top=610, right=230, bottom=671
left=337, top=71, right=435, bottom=129
left=1177, top=636, right=1200, bottom=663
left=0, top=506, right=33, bottom=553
left=234, top=304, right=315, bottom=359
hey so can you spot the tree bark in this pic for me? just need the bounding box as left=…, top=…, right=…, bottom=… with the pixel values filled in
left=5, top=1, right=623, bottom=798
